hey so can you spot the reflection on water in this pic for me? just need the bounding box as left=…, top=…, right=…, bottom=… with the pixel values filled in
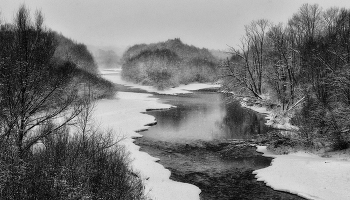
left=221, top=100, right=268, bottom=139
left=102, top=70, right=268, bottom=142
left=144, top=91, right=267, bottom=142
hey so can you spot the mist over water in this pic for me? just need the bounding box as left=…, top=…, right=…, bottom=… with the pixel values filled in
left=88, top=46, right=123, bottom=69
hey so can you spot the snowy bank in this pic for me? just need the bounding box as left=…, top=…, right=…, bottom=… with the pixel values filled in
left=241, top=96, right=350, bottom=199
left=93, top=92, right=201, bottom=200
left=240, top=98, right=298, bottom=131
left=94, top=69, right=206, bottom=200
left=254, top=146, right=350, bottom=200
left=100, top=68, right=220, bottom=95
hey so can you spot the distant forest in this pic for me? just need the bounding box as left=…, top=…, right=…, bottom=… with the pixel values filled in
left=121, top=38, right=218, bottom=89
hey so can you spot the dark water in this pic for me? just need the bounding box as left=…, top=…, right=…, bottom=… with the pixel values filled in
left=143, top=91, right=268, bottom=142
left=104, top=71, right=268, bottom=141
left=103, top=72, right=268, bottom=142
left=104, top=72, right=303, bottom=199
left=135, top=91, right=305, bottom=199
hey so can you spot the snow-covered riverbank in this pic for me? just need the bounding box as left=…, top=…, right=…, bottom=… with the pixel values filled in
left=92, top=69, right=221, bottom=200
left=242, top=97, right=350, bottom=200
left=254, top=146, right=350, bottom=200
left=98, top=69, right=350, bottom=200
left=240, top=98, right=298, bottom=131
left=93, top=92, right=200, bottom=200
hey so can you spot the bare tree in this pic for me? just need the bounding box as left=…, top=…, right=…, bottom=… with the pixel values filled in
left=288, top=3, right=323, bottom=40
left=266, top=23, right=302, bottom=110
left=322, top=7, right=341, bottom=34
left=0, top=6, right=85, bottom=158
left=221, top=19, right=270, bottom=98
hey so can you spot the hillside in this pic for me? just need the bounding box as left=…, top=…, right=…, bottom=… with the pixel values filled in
left=54, top=33, right=98, bottom=74
left=53, top=33, right=115, bottom=98
left=121, top=38, right=218, bottom=90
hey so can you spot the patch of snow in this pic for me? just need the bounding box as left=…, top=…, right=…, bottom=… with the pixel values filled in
left=240, top=101, right=298, bottom=131
left=101, top=69, right=220, bottom=95
left=98, top=68, right=122, bottom=74
left=254, top=146, right=350, bottom=200
left=93, top=92, right=200, bottom=200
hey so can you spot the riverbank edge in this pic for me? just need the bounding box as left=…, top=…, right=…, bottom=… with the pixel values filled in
left=101, top=70, right=303, bottom=198
left=94, top=92, right=202, bottom=199
left=123, top=83, right=309, bottom=199
left=238, top=96, right=298, bottom=131
left=102, top=69, right=349, bottom=199
left=237, top=95, right=350, bottom=200
left=133, top=90, right=307, bottom=199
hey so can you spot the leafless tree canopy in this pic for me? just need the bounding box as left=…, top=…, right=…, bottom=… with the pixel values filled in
left=0, top=5, right=85, bottom=157
left=221, top=3, right=350, bottom=148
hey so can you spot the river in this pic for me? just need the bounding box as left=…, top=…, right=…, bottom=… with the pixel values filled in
left=143, top=91, right=268, bottom=141
left=102, top=71, right=304, bottom=200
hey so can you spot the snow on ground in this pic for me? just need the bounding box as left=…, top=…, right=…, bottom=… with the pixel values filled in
left=99, top=68, right=122, bottom=74
left=94, top=69, right=208, bottom=200
left=100, top=68, right=220, bottom=95
left=93, top=92, right=201, bottom=200
left=240, top=99, right=298, bottom=131
left=254, top=146, right=350, bottom=200
left=240, top=96, right=350, bottom=200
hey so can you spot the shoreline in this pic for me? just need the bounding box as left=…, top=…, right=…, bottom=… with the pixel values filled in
left=98, top=70, right=350, bottom=200
left=95, top=70, right=227, bottom=200
left=94, top=91, right=201, bottom=200
left=239, top=96, right=299, bottom=131
left=131, top=88, right=304, bottom=199
left=237, top=96, right=350, bottom=200
left=135, top=137, right=305, bottom=200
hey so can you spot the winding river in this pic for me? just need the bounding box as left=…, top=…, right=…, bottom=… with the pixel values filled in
left=103, top=71, right=304, bottom=200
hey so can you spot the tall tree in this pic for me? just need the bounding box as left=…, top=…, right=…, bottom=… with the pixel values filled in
left=288, top=3, right=323, bottom=41
left=0, top=6, right=85, bottom=157
left=266, top=23, right=302, bottom=109
left=222, top=19, right=270, bottom=98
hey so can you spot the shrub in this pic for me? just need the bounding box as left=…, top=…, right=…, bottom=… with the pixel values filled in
left=0, top=126, right=145, bottom=200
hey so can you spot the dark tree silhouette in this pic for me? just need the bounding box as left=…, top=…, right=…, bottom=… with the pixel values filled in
left=0, top=6, right=85, bottom=157
left=222, top=19, right=270, bottom=98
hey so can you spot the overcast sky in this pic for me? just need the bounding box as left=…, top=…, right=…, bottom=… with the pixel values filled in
left=1, top=0, right=350, bottom=51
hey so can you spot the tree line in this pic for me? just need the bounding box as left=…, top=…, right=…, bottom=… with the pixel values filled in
left=0, top=6, right=144, bottom=199
left=222, top=4, right=350, bottom=149
left=122, top=38, right=218, bottom=90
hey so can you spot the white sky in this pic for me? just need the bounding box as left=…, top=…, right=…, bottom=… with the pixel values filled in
left=1, top=0, right=350, bottom=50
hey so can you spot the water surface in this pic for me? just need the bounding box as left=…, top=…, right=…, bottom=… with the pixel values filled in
left=144, top=91, right=268, bottom=142
left=103, top=71, right=268, bottom=142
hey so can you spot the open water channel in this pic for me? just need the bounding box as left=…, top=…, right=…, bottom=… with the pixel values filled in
left=143, top=91, right=267, bottom=141
left=104, top=72, right=304, bottom=200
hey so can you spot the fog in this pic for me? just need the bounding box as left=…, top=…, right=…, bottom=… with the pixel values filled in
left=1, top=0, right=350, bottom=50
left=87, top=46, right=122, bottom=69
